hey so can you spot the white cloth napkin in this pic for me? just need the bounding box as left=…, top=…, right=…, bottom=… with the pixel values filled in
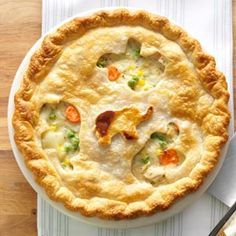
left=208, top=134, right=236, bottom=207
left=38, top=0, right=233, bottom=235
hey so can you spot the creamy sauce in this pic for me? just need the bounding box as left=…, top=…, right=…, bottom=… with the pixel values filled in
left=37, top=102, right=80, bottom=170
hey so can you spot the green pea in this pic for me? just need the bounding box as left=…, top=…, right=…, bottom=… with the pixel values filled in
left=159, top=140, right=168, bottom=149
left=150, top=132, right=169, bottom=150
left=141, top=155, right=150, bottom=164
left=67, top=129, right=75, bottom=138
left=64, top=142, right=73, bottom=152
left=71, top=137, right=80, bottom=151
left=97, top=58, right=108, bottom=68
left=150, top=132, right=167, bottom=141
left=49, top=110, right=56, bottom=120
left=128, top=76, right=140, bottom=90
left=128, top=79, right=136, bottom=90
left=132, top=76, right=140, bottom=82
left=133, top=48, right=141, bottom=59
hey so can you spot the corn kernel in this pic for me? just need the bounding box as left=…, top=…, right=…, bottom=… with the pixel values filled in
left=57, top=145, right=65, bottom=159
left=61, top=159, right=73, bottom=169
left=138, top=79, right=145, bottom=86
left=49, top=124, right=57, bottom=131
left=156, top=149, right=163, bottom=156
left=62, top=158, right=71, bottom=166
left=144, top=84, right=152, bottom=91
left=137, top=70, right=143, bottom=76
left=128, top=65, right=135, bottom=70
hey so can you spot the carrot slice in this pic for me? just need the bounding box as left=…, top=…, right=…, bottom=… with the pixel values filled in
left=159, top=149, right=179, bottom=165
left=65, top=105, right=80, bottom=123
left=108, top=66, right=120, bottom=81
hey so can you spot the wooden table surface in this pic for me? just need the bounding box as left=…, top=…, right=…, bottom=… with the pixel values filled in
left=0, top=1, right=235, bottom=235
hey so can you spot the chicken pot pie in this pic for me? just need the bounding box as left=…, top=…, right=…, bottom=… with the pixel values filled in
left=13, top=9, right=230, bottom=219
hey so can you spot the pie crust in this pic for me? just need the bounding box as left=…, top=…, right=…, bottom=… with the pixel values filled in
left=13, top=9, right=230, bottom=219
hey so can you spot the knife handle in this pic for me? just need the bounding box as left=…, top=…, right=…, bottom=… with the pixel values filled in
left=209, top=201, right=236, bottom=236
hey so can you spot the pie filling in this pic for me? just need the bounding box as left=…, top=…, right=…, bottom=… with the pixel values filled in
left=38, top=101, right=202, bottom=188
left=131, top=122, right=186, bottom=185
left=38, top=102, right=80, bottom=170
left=96, top=38, right=166, bottom=91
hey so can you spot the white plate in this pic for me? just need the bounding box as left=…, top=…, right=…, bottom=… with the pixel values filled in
left=8, top=7, right=230, bottom=229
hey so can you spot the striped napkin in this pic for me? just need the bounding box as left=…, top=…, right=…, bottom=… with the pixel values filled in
left=38, top=0, right=233, bottom=235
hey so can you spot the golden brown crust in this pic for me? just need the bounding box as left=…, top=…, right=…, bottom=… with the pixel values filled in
left=13, top=9, right=230, bottom=219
